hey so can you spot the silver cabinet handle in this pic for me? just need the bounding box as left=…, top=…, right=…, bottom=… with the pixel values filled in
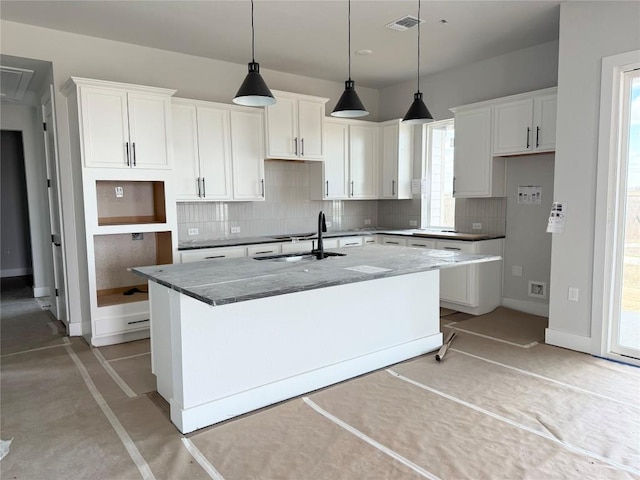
left=392, top=180, right=396, bottom=196
left=125, top=142, right=130, bottom=166
left=294, top=137, right=298, bottom=156
left=536, top=126, right=540, bottom=148
left=325, top=180, right=329, bottom=197
left=132, top=142, right=137, bottom=166
left=526, top=127, right=530, bottom=149
left=301, top=138, right=304, bottom=156
left=255, top=250, right=275, bottom=255
left=261, top=179, right=265, bottom=197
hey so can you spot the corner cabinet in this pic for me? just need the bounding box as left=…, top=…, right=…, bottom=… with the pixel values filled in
left=450, top=105, right=506, bottom=198
left=493, top=87, right=557, bottom=156
left=62, top=77, right=175, bottom=169
left=172, top=98, right=265, bottom=201
left=265, top=90, right=328, bottom=160
left=63, top=77, right=179, bottom=347
left=379, top=119, right=414, bottom=199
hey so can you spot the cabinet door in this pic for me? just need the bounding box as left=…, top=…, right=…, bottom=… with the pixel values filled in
left=381, top=236, right=407, bottom=246
left=265, top=96, right=297, bottom=159
left=197, top=107, right=233, bottom=200
left=408, top=238, right=436, bottom=248
left=79, top=87, right=130, bottom=168
left=349, top=125, right=378, bottom=199
left=380, top=124, right=399, bottom=199
left=436, top=241, right=475, bottom=305
left=127, top=93, right=172, bottom=169
left=172, top=104, right=201, bottom=200
left=323, top=121, right=349, bottom=199
left=230, top=110, right=265, bottom=200
left=297, top=99, right=324, bottom=159
left=493, top=98, right=534, bottom=155
left=533, top=93, right=557, bottom=151
left=453, top=107, right=493, bottom=197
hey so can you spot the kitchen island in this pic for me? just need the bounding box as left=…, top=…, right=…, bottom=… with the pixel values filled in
left=132, top=244, right=500, bottom=433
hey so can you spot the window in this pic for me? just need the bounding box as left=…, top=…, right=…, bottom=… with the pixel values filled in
left=422, top=119, right=455, bottom=229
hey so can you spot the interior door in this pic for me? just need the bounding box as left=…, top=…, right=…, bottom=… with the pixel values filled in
left=41, top=85, right=67, bottom=326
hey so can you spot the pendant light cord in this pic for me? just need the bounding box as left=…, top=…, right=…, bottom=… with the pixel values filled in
left=417, top=0, right=421, bottom=93
left=348, top=0, right=352, bottom=81
left=251, top=0, right=256, bottom=62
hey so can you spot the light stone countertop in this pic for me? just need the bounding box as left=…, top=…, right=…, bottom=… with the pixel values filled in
left=132, top=244, right=501, bottom=307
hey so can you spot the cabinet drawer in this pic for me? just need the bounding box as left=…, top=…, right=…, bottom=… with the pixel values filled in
left=364, top=235, right=377, bottom=245
left=180, top=246, right=246, bottom=263
left=247, top=244, right=282, bottom=256
left=408, top=238, right=436, bottom=248
left=381, top=236, right=408, bottom=246
left=94, top=315, right=150, bottom=336
left=435, top=240, right=475, bottom=253
left=338, top=237, right=364, bottom=248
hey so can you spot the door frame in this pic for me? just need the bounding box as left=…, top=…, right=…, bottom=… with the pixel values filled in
left=592, top=49, right=640, bottom=366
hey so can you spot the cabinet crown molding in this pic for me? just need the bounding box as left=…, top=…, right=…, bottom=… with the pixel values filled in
left=450, top=86, right=557, bottom=113
left=62, top=76, right=177, bottom=97
left=270, top=89, right=330, bottom=104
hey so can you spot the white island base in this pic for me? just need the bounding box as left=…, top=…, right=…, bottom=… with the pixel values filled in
left=149, top=270, right=442, bottom=434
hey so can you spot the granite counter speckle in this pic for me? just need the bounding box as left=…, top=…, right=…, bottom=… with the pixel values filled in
left=132, top=244, right=500, bottom=307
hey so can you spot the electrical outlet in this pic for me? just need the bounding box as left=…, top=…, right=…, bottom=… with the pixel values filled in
left=230, top=227, right=241, bottom=234
left=326, top=221, right=332, bottom=228
left=409, top=220, right=418, bottom=227
left=132, top=233, right=144, bottom=241
left=188, top=228, right=199, bottom=236
left=472, top=223, right=482, bottom=230
left=364, top=219, right=371, bottom=226
left=568, top=287, right=579, bottom=302
left=115, top=186, right=124, bottom=198
left=512, top=265, right=523, bottom=277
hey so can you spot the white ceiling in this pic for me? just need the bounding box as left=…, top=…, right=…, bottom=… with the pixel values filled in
left=0, top=0, right=561, bottom=89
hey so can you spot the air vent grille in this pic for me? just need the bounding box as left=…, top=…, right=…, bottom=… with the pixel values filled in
left=385, top=15, right=423, bottom=32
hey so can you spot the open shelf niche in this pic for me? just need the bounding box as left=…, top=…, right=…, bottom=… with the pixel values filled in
left=94, top=231, right=172, bottom=307
left=96, top=180, right=166, bottom=226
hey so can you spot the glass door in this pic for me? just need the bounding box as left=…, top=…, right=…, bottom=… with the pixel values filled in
left=611, top=68, right=640, bottom=359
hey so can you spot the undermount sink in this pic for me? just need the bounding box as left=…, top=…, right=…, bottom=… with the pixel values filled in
left=254, top=251, right=346, bottom=262
left=270, top=232, right=316, bottom=241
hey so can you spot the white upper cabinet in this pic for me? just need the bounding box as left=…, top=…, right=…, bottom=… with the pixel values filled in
left=265, top=90, right=328, bottom=160
left=380, top=120, right=414, bottom=199
left=451, top=105, right=505, bottom=198
left=349, top=124, right=379, bottom=199
left=65, top=78, right=175, bottom=169
left=493, top=87, right=557, bottom=156
left=171, top=98, right=264, bottom=201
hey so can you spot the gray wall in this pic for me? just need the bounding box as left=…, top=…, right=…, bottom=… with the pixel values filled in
left=503, top=154, right=554, bottom=314
left=548, top=1, right=640, bottom=349
left=1, top=130, right=32, bottom=277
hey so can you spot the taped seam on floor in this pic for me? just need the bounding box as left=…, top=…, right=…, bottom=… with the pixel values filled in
left=443, top=325, right=538, bottom=348
left=450, top=348, right=640, bottom=409
left=386, top=369, right=640, bottom=476
left=0, top=337, right=71, bottom=358
left=107, top=352, right=151, bottom=363
left=92, top=348, right=137, bottom=398
left=63, top=344, right=156, bottom=480
left=181, top=437, right=225, bottom=480
left=303, top=397, right=441, bottom=480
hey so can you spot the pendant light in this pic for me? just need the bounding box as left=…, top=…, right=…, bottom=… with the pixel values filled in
left=331, top=0, right=369, bottom=118
left=402, top=0, right=433, bottom=124
left=233, top=0, right=276, bottom=107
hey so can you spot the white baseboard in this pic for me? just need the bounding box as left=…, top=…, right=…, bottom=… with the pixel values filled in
left=1, top=268, right=32, bottom=278
left=68, top=322, right=85, bottom=337
left=33, top=286, right=50, bottom=298
left=502, top=297, right=549, bottom=317
left=545, top=327, right=591, bottom=354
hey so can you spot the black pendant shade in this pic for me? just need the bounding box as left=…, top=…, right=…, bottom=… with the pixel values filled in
left=233, top=0, right=276, bottom=107
left=402, top=0, right=433, bottom=124
left=332, top=80, right=369, bottom=118
left=233, top=61, right=276, bottom=106
left=403, top=91, right=433, bottom=124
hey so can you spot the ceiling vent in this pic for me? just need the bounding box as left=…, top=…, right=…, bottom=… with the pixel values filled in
left=385, top=15, right=423, bottom=32
left=0, top=66, right=34, bottom=101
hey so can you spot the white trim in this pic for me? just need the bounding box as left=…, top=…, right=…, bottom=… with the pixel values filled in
left=33, top=286, right=50, bottom=298
left=180, top=438, right=225, bottom=480
left=303, top=397, right=441, bottom=480
left=387, top=369, right=640, bottom=476
left=0, top=268, right=32, bottom=278
left=545, top=327, right=591, bottom=354
left=501, top=297, right=549, bottom=317
left=592, top=49, right=640, bottom=358
left=68, top=321, right=85, bottom=337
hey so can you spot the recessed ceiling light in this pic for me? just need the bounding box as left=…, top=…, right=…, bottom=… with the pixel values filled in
left=355, top=49, right=373, bottom=56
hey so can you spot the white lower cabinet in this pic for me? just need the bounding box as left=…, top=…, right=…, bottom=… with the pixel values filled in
left=436, top=238, right=504, bottom=315
left=338, top=236, right=364, bottom=248
left=180, top=246, right=246, bottom=263
left=407, top=238, right=436, bottom=248
left=381, top=236, right=408, bottom=246
left=247, top=244, right=282, bottom=256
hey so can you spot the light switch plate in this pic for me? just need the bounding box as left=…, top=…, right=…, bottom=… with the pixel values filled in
left=115, top=186, right=124, bottom=198
left=568, top=287, right=579, bottom=302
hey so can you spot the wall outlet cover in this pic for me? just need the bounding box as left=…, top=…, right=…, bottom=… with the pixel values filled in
left=115, top=186, right=124, bottom=198
left=364, top=219, right=372, bottom=225
left=472, top=223, right=482, bottom=230
left=568, top=287, right=579, bottom=302
left=132, top=233, right=144, bottom=241
left=188, top=228, right=199, bottom=236
left=230, top=227, right=241, bottom=234
left=409, top=220, right=418, bottom=227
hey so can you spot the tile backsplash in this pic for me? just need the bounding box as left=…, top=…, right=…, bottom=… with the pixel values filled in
left=454, top=197, right=507, bottom=235
left=177, top=160, right=378, bottom=241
